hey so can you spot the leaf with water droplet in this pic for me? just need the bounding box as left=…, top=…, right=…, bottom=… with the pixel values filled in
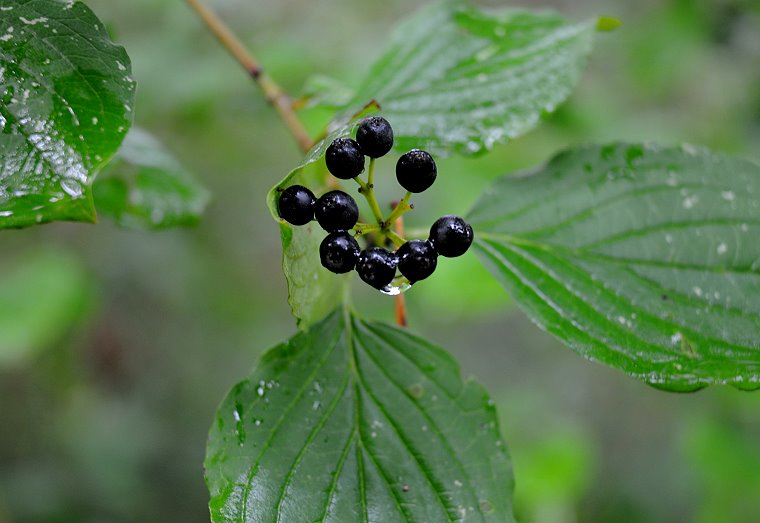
left=328, top=2, right=600, bottom=156
left=93, top=128, right=209, bottom=229
left=205, top=308, right=515, bottom=522
left=0, top=0, right=135, bottom=228
left=469, top=143, right=760, bottom=391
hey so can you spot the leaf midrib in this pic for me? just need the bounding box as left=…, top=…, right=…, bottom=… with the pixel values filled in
left=347, top=311, right=459, bottom=523
left=354, top=320, right=486, bottom=522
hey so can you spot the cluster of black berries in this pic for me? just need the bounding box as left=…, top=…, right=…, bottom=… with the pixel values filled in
left=277, top=116, right=474, bottom=292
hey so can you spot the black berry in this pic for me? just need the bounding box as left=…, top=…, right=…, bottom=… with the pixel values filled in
left=356, top=116, right=394, bottom=158
left=315, top=190, right=359, bottom=232
left=319, top=231, right=360, bottom=274
left=277, top=185, right=315, bottom=226
left=326, top=138, right=365, bottom=179
left=356, top=247, right=398, bottom=289
left=397, top=239, right=438, bottom=283
left=429, top=215, right=474, bottom=257
left=396, top=149, right=437, bottom=193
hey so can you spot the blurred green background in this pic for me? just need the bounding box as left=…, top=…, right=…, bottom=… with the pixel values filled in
left=1, top=0, right=759, bottom=521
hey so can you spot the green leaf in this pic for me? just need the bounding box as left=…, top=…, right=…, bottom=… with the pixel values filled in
left=0, top=0, right=135, bottom=228
left=267, top=117, right=371, bottom=329
left=0, top=248, right=92, bottom=367
left=469, top=143, right=760, bottom=391
left=205, top=308, right=514, bottom=522
left=93, top=128, right=209, bottom=229
left=343, top=1, right=597, bottom=156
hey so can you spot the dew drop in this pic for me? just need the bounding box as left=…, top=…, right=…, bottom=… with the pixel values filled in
left=60, top=179, right=82, bottom=198
left=19, top=16, right=48, bottom=25
left=407, top=383, right=424, bottom=399
left=379, top=277, right=412, bottom=296
left=682, top=194, right=699, bottom=209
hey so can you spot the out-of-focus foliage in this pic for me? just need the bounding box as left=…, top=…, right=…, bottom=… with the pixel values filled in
left=0, top=249, right=93, bottom=367
left=682, top=415, right=760, bottom=523
left=94, top=128, right=210, bottom=229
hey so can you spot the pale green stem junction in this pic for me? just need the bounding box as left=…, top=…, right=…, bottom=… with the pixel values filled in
left=386, top=191, right=413, bottom=226
left=349, top=160, right=413, bottom=248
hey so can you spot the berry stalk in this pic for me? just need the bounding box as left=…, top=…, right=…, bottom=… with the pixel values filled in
left=385, top=229, right=406, bottom=248
left=185, top=0, right=313, bottom=153
left=356, top=159, right=385, bottom=225
left=353, top=222, right=381, bottom=236
left=385, top=191, right=413, bottom=226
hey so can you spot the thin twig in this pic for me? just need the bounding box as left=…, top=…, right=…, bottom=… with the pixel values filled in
left=185, top=0, right=313, bottom=153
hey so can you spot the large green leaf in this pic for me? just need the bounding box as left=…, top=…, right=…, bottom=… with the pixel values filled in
left=93, top=128, right=209, bottom=229
left=205, top=308, right=514, bottom=522
left=0, top=0, right=135, bottom=228
left=343, top=1, right=597, bottom=156
left=469, top=143, right=760, bottom=391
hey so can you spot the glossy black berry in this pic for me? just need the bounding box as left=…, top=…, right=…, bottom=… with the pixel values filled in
left=356, top=116, right=394, bottom=158
left=319, top=231, right=360, bottom=274
left=277, top=185, right=315, bottom=226
left=429, top=215, right=474, bottom=257
left=315, top=190, right=359, bottom=232
left=356, top=247, right=398, bottom=289
left=397, top=239, right=438, bottom=283
left=396, top=149, right=437, bottom=193
left=326, top=138, right=365, bottom=179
